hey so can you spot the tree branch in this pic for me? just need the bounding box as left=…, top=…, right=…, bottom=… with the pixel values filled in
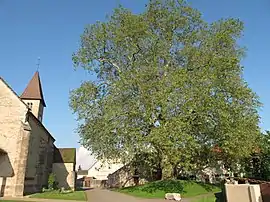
left=99, top=58, right=122, bottom=73
left=133, top=44, right=141, bottom=62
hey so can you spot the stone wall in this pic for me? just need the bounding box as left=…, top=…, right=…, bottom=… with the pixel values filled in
left=46, top=138, right=54, bottom=183
left=107, top=165, right=147, bottom=188
left=52, top=163, right=75, bottom=190
left=24, top=114, right=54, bottom=194
left=13, top=123, right=31, bottom=197
left=225, top=184, right=262, bottom=202
left=0, top=79, right=29, bottom=197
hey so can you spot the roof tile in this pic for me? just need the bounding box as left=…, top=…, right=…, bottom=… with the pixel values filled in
left=21, top=71, right=46, bottom=107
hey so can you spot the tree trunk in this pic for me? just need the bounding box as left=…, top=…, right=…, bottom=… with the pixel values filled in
left=156, top=167, right=163, bottom=180
left=171, top=164, right=178, bottom=179
left=155, top=162, right=163, bottom=180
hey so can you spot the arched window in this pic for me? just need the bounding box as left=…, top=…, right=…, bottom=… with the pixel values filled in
left=27, top=102, right=33, bottom=110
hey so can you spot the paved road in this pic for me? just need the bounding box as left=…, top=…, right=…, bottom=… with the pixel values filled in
left=86, top=189, right=190, bottom=202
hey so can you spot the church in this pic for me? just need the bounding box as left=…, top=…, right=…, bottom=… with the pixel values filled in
left=0, top=72, right=76, bottom=197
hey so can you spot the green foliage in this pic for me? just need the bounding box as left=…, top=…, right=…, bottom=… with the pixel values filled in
left=70, top=0, right=261, bottom=177
left=117, top=180, right=220, bottom=198
left=132, top=151, right=163, bottom=180
left=48, top=173, right=56, bottom=190
left=244, top=131, right=270, bottom=180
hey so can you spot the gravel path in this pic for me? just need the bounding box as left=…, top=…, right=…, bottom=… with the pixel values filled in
left=86, top=189, right=190, bottom=202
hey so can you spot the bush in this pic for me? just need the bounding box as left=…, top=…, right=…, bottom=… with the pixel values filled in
left=48, top=173, right=57, bottom=190
left=59, top=187, right=73, bottom=194
left=42, top=187, right=53, bottom=192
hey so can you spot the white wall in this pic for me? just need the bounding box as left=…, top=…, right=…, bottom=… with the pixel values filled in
left=87, top=161, right=124, bottom=180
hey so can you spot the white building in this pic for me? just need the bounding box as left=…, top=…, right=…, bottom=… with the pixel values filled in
left=87, top=160, right=124, bottom=181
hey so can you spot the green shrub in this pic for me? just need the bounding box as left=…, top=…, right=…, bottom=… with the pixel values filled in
left=48, top=173, right=57, bottom=190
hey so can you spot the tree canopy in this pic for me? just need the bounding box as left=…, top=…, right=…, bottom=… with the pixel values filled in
left=70, top=0, right=261, bottom=178
left=244, top=131, right=270, bottom=180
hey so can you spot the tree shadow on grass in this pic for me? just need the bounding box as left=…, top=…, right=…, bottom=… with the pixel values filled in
left=76, top=187, right=93, bottom=191
left=196, top=181, right=221, bottom=192
left=214, top=191, right=226, bottom=202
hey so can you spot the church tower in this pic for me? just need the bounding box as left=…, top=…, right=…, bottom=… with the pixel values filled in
left=21, top=71, right=46, bottom=122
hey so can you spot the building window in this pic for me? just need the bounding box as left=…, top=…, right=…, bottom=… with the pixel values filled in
left=27, top=102, right=33, bottom=110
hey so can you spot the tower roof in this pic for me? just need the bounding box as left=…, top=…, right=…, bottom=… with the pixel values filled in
left=21, top=71, right=46, bottom=107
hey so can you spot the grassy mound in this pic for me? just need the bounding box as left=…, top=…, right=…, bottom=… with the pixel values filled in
left=117, top=180, right=221, bottom=199
left=192, top=194, right=217, bottom=202
left=29, top=190, right=86, bottom=201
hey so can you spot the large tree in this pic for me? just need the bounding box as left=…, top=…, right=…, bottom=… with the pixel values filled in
left=70, top=0, right=261, bottom=178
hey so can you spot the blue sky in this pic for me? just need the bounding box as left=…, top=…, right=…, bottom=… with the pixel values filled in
left=0, top=0, right=269, bottom=149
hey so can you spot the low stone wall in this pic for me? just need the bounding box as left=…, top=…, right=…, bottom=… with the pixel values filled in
left=107, top=166, right=133, bottom=188
left=224, top=177, right=270, bottom=201
left=107, top=165, right=147, bottom=188
left=225, top=184, right=262, bottom=202
left=260, top=183, right=270, bottom=201
left=23, top=184, right=40, bottom=195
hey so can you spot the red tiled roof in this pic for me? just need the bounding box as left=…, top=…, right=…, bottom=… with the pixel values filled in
left=21, top=71, right=46, bottom=107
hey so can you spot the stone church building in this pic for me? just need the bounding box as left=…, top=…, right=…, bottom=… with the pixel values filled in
left=0, top=72, right=76, bottom=197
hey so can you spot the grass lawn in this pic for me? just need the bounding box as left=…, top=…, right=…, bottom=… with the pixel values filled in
left=192, top=195, right=216, bottom=202
left=29, top=190, right=86, bottom=201
left=116, top=180, right=221, bottom=199
left=1, top=201, right=32, bottom=202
